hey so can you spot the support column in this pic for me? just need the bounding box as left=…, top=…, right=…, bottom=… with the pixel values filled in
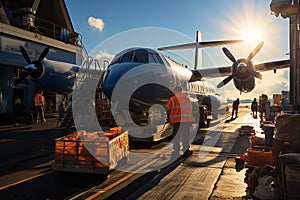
left=289, top=0, right=300, bottom=110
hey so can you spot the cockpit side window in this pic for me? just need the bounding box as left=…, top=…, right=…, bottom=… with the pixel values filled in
left=149, top=53, right=164, bottom=64
left=120, top=52, right=133, bottom=63
left=149, top=54, right=156, bottom=64
left=110, top=55, right=121, bottom=65
left=159, top=54, right=170, bottom=66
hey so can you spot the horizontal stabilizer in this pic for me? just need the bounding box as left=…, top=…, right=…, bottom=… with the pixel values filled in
left=158, top=40, right=243, bottom=51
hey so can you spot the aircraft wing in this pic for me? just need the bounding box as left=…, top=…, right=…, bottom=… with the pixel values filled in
left=190, top=59, right=290, bottom=81
left=191, top=67, right=232, bottom=80
left=254, top=59, right=290, bottom=72
left=158, top=40, right=243, bottom=51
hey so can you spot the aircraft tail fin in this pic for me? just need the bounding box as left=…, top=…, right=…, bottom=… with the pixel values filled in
left=157, top=31, right=243, bottom=70
left=194, top=30, right=201, bottom=70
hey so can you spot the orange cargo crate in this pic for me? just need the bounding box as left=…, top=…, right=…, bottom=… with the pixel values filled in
left=52, top=130, right=129, bottom=174
left=246, top=148, right=275, bottom=167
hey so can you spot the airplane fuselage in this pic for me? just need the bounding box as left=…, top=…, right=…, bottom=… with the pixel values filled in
left=101, top=47, right=227, bottom=126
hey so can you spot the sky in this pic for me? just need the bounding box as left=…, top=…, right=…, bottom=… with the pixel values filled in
left=65, top=0, right=290, bottom=100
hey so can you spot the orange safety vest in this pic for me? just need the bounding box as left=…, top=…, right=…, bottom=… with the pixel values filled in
left=34, top=94, right=44, bottom=107
left=167, top=92, right=193, bottom=123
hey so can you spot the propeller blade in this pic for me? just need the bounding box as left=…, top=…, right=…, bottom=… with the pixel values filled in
left=13, top=72, right=30, bottom=85
left=222, top=47, right=237, bottom=64
left=247, top=41, right=264, bottom=61
left=38, top=47, right=49, bottom=62
left=19, top=46, right=31, bottom=64
left=250, top=71, right=263, bottom=79
left=217, top=74, right=234, bottom=88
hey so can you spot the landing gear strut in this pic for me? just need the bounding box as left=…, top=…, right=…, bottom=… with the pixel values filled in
left=199, top=106, right=210, bottom=128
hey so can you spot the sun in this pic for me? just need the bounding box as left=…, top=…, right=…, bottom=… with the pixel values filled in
left=241, top=26, right=264, bottom=45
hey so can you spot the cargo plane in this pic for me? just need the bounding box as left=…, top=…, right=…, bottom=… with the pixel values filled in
left=14, top=32, right=290, bottom=130
left=101, top=38, right=289, bottom=128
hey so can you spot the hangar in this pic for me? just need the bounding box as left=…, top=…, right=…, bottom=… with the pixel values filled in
left=0, top=0, right=86, bottom=121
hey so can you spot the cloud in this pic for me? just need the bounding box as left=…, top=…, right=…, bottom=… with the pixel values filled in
left=94, top=50, right=114, bottom=60
left=93, top=50, right=115, bottom=69
left=88, top=17, right=105, bottom=32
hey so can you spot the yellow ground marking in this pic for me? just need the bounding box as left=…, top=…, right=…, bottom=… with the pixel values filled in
left=85, top=172, right=136, bottom=200
left=0, top=171, right=52, bottom=191
left=86, top=158, right=158, bottom=200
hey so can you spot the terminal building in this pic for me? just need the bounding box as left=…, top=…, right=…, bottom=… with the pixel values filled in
left=0, top=0, right=86, bottom=121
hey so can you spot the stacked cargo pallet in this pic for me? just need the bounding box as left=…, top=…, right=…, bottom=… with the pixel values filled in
left=52, top=127, right=129, bottom=174
left=245, top=128, right=275, bottom=167
left=243, top=114, right=300, bottom=199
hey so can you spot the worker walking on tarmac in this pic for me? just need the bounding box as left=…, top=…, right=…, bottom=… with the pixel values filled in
left=251, top=98, right=258, bottom=118
left=231, top=98, right=240, bottom=119
left=34, top=90, right=47, bottom=124
left=166, top=85, right=193, bottom=157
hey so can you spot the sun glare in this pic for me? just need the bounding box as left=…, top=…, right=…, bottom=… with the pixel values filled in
left=241, top=26, right=264, bottom=45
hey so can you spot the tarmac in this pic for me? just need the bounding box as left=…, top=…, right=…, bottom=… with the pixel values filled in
left=0, top=114, right=61, bottom=132
left=135, top=108, right=257, bottom=200
left=0, top=107, right=259, bottom=199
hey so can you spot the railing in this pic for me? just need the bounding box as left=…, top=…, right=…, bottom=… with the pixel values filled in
left=0, top=0, right=90, bottom=55
left=0, top=9, right=84, bottom=49
left=35, top=17, right=80, bottom=46
left=34, top=17, right=88, bottom=56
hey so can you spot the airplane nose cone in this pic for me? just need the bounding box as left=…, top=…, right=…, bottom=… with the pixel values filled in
left=101, top=62, right=142, bottom=99
left=237, top=62, right=247, bottom=73
left=101, top=69, right=115, bottom=99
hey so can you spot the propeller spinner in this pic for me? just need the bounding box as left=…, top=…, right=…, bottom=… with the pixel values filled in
left=217, top=41, right=264, bottom=89
left=14, top=46, right=49, bottom=85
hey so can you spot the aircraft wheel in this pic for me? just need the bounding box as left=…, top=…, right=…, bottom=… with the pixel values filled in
left=199, top=107, right=209, bottom=128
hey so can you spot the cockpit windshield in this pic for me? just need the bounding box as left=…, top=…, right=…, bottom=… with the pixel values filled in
left=133, top=49, right=148, bottom=63
left=110, top=48, right=169, bottom=66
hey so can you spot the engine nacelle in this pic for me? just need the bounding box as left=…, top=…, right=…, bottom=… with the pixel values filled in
left=233, top=76, right=255, bottom=93
left=33, top=61, right=46, bottom=80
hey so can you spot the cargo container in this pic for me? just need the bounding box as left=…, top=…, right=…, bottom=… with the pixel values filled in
left=52, top=130, right=129, bottom=174
left=273, top=94, right=281, bottom=105
left=246, top=148, right=275, bottom=167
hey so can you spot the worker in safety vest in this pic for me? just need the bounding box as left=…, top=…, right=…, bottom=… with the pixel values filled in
left=166, top=85, right=193, bottom=157
left=34, top=90, right=46, bottom=123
